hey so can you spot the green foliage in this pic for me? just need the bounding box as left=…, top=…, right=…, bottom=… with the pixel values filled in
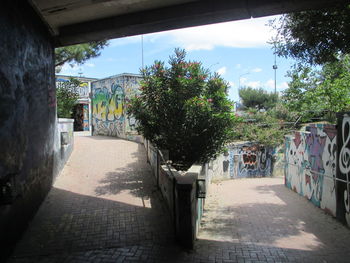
left=232, top=106, right=294, bottom=147
left=238, top=87, right=278, bottom=111
left=55, top=41, right=109, bottom=70
left=283, top=56, right=350, bottom=123
left=128, top=49, right=237, bottom=170
left=271, top=4, right=350, bottom=65
left=56, top=78, right=80, bottom=118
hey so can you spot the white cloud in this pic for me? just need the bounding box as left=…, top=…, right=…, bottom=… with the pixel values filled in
left=85, top=63, right=95, bottom=67
left=59, top=63, right=80, bottom=75
left=235, top=64, right=242, bottom=69
left=278, top=81, right=289, bottom=90
left=216, top=66, right=227, bottom=76
left=251, top=67, right=262, bottom=73
left=266, top=79, right=275, bottom=89
left=148, top=15, right=278, bottom=51
left=228, top=81, right=236, bottom=88
left=245, top=81, right=261, bottom=89
left=265, top=79, right=288, bottom=91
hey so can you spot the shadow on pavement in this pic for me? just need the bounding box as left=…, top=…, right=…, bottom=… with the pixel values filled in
left=8, top=187, right=177, bottom=262
left=94, top=144, right=153, bottom=199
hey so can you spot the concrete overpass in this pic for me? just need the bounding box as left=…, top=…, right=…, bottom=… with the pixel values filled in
left=0, top=0, right=348, bottom=260
left=30, top=0, right=346, bottom=46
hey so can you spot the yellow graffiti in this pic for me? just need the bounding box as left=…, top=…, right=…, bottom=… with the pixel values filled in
left=94, top=102, right=107, bottom=121
left=107, top=96, right=123, bottom=121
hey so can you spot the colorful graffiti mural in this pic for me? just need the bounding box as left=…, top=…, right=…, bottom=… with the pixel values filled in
left=285, top=124, right=337, bottom=216
left=91, top=74, right=142, bottom=139
left=229, top=143, right=273, bottom=178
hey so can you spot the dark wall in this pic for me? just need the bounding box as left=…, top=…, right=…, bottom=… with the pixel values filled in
left=336, top=113, right=350, bottom=225
left=0, top=0, right=55, bottom=259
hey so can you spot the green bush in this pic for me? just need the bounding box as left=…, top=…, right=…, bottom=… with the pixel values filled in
left=56, top=78, right=80, bottom=118
left=128, top=49, right=238, bottom=170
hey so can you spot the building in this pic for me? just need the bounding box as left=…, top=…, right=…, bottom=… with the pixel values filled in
left=56, top=75, right=97, bottom=131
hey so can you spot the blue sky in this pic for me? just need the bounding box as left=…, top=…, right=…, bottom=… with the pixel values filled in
left=59, top=15, right=296, bottom=102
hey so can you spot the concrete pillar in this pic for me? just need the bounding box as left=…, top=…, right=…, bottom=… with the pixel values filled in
left=0, top=0, right=55, bottom=259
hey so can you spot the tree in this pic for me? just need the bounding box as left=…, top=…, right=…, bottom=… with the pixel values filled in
left=231, top=109, right=293, bottom=147
left=282, top=55, right=350, bottom=122
left=55, top=40, right=108, bottom=70
left=127, top=49, right=237, bottom=170
left=56, top=78, right=80, bottom=118
left=238, top=87, right=278, bottom=111
left=271, top=3, right=350, bottom=65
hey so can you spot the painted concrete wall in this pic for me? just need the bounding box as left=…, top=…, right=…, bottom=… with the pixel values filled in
left=91, top=74, right=143, bottom=142
left=209, top=143, right=274, bottom=180
left=53, top=119, right=74, bottom=180
left=0, top=1, right=56, bottom=259
left=285, top=124, right=337, bottom=216
left=336, top=113, right=350, bottom=226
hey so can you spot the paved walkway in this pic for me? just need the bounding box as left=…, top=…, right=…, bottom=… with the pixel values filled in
left=8, top=136, right=350, bottom=262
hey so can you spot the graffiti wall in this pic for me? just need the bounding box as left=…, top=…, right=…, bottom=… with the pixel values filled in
left=208, top=143, right=274, bottom=180
left=91, top=74, right=142, bottom=141
left=229, top=143, right=273, bottom=178
left=285, top=124, right=337, bottom=216
left=336, top=113, right=350, bottom=225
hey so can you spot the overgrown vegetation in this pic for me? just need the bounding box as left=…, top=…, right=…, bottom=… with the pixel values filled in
left=232, top=102, right=297, bottom=147
left=128, top=49, right=238, bottom=170
left=282, top=56, right=350, bottom=122
left=56, top=78, right=80, bottom=118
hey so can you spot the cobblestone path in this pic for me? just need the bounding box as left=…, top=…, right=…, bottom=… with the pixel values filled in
left=8, top=136, right=350, bottom=262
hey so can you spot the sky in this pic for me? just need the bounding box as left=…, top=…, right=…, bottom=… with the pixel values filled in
left=59, top=15, right=296, bottom=102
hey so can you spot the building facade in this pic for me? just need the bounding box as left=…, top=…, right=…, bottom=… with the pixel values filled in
left=56, top=75, right=97, bottom=132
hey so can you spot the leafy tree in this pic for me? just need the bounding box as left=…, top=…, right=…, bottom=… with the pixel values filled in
left=55, top=40, right=108, bottom=70
left=271, top=4, right=350, bottom=65
left=231, top=109, right=293, bottom=147
left=282, top=55, right=350, bottom=122
left=128, top=49, right=237, bottom=170
left=238, top=87, right=278, bottom=111
left=56, top=78, right=80, bottom=118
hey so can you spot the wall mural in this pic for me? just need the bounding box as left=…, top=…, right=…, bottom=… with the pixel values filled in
left=285, top=124, right=337, bottom=216
left=228, top=144, right=272, bottom=178
left=91, top=75, right=141, bottom=139
left=336, top=114, right=350, bottom=225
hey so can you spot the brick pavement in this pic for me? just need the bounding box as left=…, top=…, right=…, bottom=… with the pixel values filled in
left=8, top=136, right=350, bottom=262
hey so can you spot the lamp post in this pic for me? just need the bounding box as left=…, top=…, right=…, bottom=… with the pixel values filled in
left=273, top=43, right=278, bottom=94
left=238, top=72, right=250, bottom=89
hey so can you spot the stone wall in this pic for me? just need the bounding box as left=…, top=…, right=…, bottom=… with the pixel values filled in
left=0, top=1, right=55, bottom=259
left=91, top=74, right=143, bottom=142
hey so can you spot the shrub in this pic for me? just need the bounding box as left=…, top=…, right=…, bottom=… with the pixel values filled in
left=128, top=49, right=237, bottom=170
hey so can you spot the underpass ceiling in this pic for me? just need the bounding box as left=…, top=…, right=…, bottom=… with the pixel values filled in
left=29, top=0, right=348, bottom=47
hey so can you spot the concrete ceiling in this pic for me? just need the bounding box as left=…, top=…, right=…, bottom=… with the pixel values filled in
left=29, top=0, right=348, bottom=47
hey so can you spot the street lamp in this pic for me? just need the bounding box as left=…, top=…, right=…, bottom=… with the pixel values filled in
left=238, top=72, right=250, bottom=89
left=273, top=43, right=278, bottom=94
